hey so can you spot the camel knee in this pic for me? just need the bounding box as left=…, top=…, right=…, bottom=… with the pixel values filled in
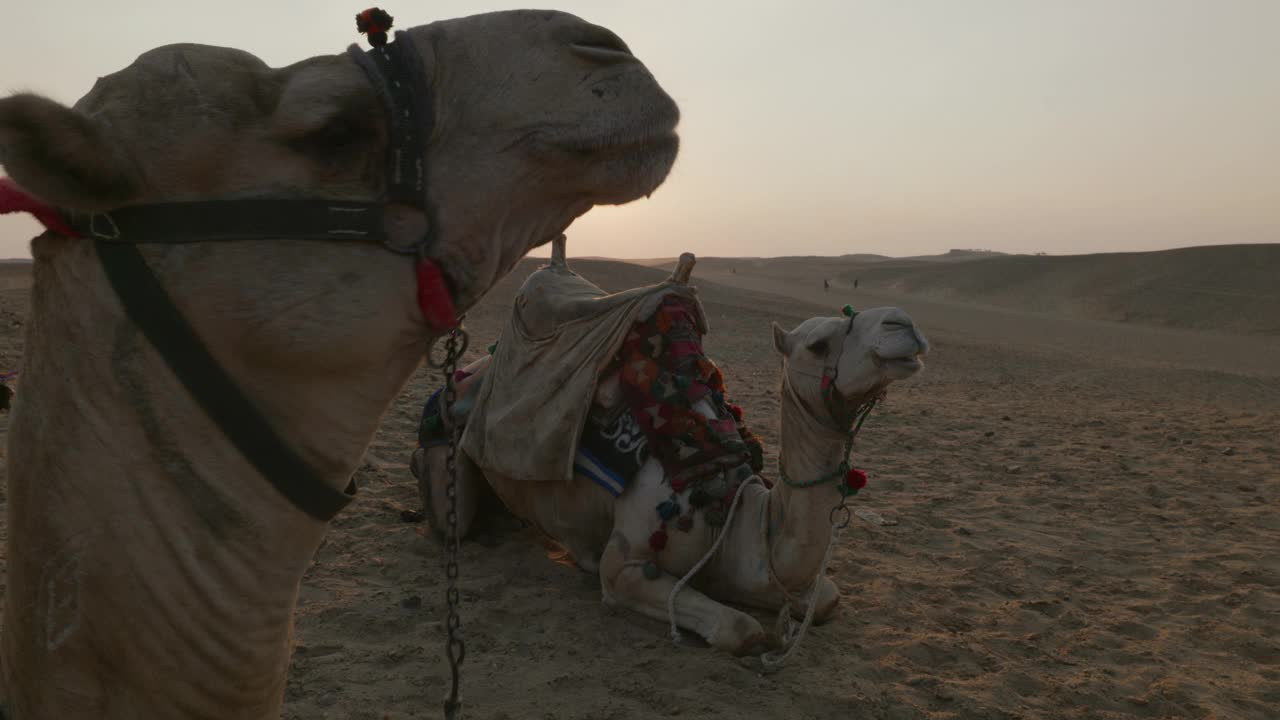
left=793, top=576, right=841, bottom=624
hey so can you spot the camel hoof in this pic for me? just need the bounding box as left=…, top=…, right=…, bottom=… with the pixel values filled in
left=733, top=630, right=772, bottom=657
left=709, top=612, right=766, bottom=655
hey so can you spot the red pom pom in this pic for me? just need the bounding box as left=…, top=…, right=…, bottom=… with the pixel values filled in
left=649, top=530, right=669, bottom=552
left=727, top=403, right=743, bottom=422
left=844, top=467, right=868, bottom=491
left=355, top=8, right=395, bottom=46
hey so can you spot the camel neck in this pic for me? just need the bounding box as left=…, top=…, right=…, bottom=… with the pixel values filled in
left=767, top=372, right=850, bottom=590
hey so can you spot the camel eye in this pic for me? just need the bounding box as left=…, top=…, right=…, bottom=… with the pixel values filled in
left=804, top=338, right=829, bottom=356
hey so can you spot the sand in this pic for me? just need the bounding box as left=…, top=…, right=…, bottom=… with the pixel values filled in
left=1, top=252, right=1277, bottom=719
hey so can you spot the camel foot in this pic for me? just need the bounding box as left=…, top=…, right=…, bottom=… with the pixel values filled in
left=708, top=610, right=767, bottom=656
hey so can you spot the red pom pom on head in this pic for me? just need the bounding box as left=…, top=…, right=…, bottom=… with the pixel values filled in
left=355, top=7, right=395, bottom=46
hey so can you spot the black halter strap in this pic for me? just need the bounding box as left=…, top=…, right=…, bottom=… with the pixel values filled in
left=96, top=238, right=356, bottom=521
left=64, top=200, right=386, bottom=245
left=78, top=30, right=439, bottom=522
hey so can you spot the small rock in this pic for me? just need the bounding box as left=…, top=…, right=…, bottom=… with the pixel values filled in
left=1222, top=447, right=1236, bottom=456
left=1004, top=464, right=1023, bottom=474
left=400, top=509, right=424, bottom=523
left=954, top=527, right=972, bottom=536
left=855, top=508, right=897, bottom=526
left=1001, top=415, right=1012, bottom=421
left=401, top=595, right=423, bottom=610
left=984, top=431, right=995, bottom=437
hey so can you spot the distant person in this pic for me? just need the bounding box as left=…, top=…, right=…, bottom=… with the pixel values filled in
left=854, top=277, right=859, bottom=289
left=823, top=279, right=829, bottom=292
left=731, top=267, right=736, bottom=274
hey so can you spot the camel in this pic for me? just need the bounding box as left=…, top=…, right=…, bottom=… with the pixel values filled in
left=0, top=10, right=678, bottom=719
left=415, top=265, right=929, bottom=655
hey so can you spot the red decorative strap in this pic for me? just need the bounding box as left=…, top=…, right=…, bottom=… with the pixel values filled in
left=415, top=258, right=458, bottom=332
left=0, top=178, right=79, bottom=237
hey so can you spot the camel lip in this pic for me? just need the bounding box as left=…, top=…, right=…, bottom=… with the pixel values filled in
left=877, top=354, right=923, bottom=372
left=552, top=127, right=679, bottom=156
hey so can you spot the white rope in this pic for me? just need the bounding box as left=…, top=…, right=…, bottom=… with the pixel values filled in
left=666, top=474, right=766, bottom=643
left=759, top=520, right=840, bottom=672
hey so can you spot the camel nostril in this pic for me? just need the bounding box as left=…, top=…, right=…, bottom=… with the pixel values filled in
left=591, top=88, right=605, bottom=98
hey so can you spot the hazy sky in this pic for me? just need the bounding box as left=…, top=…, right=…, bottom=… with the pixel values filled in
left=2, top=1, right=1277, bottom=259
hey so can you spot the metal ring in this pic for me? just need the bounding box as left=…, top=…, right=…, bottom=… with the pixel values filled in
left=829, top=505, right=851, bottom=530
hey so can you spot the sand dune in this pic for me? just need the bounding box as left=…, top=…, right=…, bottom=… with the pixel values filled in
left=675, top=244, right=1280, bottom=336
left=1, top=252, right=1276, bottom=719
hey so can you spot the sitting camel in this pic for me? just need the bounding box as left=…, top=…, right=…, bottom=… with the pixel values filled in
left=0, top=10, right=678, bottom=719
left=417, top=291, right=928, bottom=655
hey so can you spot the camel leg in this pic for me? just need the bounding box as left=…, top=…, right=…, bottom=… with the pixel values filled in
left=779, top=576, right=841, bottom=624
left=597, top=459, right=769, bottom=654
left=599, top=532, right=768, bottom=655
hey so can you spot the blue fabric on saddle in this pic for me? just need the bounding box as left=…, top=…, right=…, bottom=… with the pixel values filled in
left=573, top=405, right=649, bottom=496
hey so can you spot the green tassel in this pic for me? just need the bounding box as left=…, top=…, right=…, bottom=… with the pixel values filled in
left=842, top=304, right=856, bottom=317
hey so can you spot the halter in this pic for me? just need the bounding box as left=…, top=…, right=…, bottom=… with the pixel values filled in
left=0, top=11, right=455, bottom=522
left=779, top=305, right=880, bottom=498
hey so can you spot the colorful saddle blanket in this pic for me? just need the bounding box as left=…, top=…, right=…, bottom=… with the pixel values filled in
left=418, top=296, right=766, bottom=514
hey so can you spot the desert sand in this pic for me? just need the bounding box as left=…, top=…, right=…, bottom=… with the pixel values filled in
left=1, top=249, right=1277, bottom=719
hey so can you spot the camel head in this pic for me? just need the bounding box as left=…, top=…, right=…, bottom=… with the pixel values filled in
left=0, top=9, right=679, bottom=315
left=772, top=307, right=929, bottom=425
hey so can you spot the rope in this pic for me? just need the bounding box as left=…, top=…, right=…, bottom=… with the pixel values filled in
left=666, top=474, right=766, bottom=643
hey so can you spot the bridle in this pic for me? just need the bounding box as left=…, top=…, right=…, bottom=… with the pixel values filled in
left=0, top=23, right=455, bottom=522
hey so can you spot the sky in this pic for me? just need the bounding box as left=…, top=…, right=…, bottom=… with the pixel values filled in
left=1, top=0, right=1277, bottom=259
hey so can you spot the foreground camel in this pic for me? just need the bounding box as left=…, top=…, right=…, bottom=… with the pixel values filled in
left=419, top=304, right=928, bottom=654
left=0, top=10, right=678, bottom=719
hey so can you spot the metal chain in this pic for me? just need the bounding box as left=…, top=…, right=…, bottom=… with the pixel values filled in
left=439, top=325, right=468, bottom=720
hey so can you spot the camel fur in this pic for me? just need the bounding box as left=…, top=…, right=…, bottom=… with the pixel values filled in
left=0, top=10, right=678, bottom=719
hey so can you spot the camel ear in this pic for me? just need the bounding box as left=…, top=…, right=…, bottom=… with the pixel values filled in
left=0, top=93, right=141, bottom=210
left=270, top=62, right=382, bottom=160
left=772, top=321, right=793, bottom=355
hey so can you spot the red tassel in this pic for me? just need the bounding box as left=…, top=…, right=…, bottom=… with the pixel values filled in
left=844, top=467, right=868, bottom=491
left=0, top=178, right=79, bottom=237
left=649, top=530, right=669, bottom=552
left=415, top=258, right=458, bottom=332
